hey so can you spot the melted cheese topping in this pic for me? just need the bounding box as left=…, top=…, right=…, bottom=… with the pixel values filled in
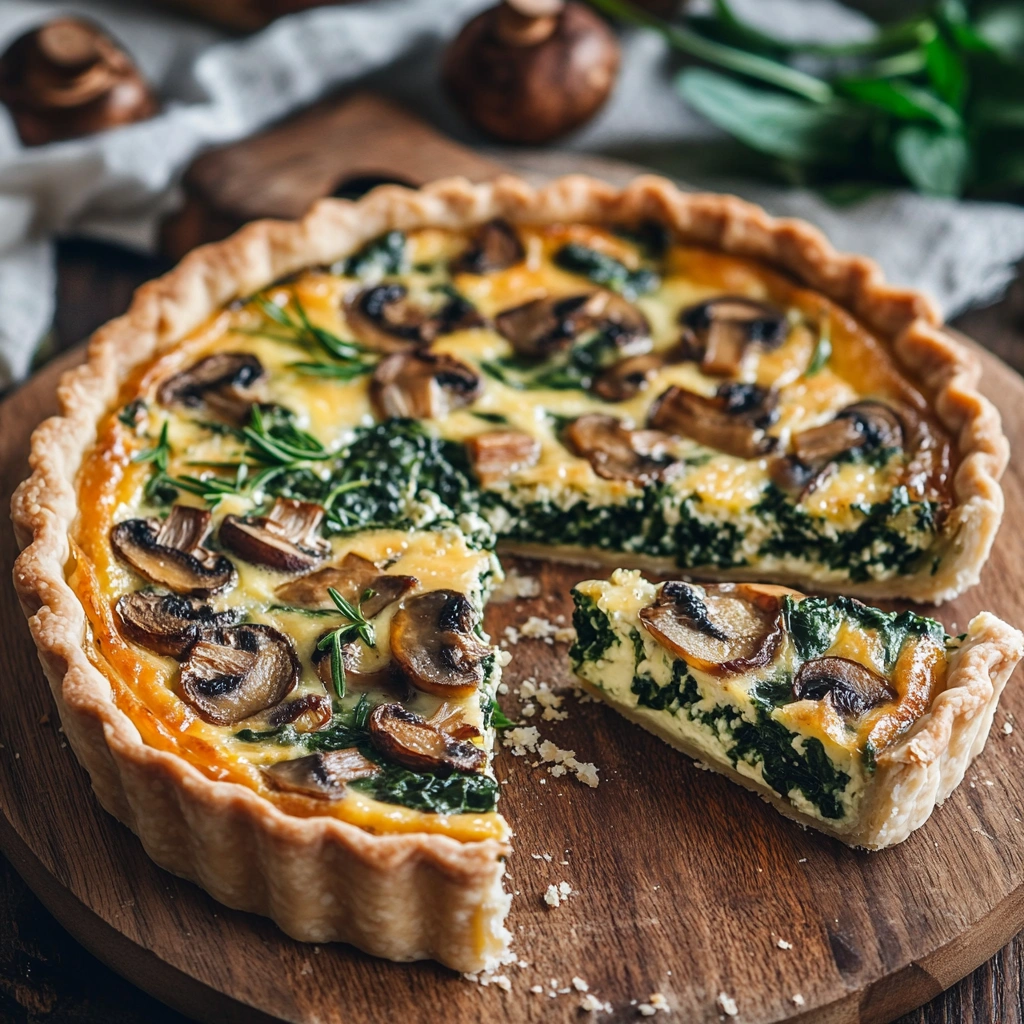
left=69, top=221, right=955, bottom=843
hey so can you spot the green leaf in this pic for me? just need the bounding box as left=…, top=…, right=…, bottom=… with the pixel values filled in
left=924, top=32, right=966, bottom=109
left=954, top=1, right=1010, bottom=56
left=805, top=331, right=832, bottom=377
left=676, top=68, right=868, bottom=164
left=894, top=125, right=970, bottom=196
left=836, top=77, right=961, bottom=131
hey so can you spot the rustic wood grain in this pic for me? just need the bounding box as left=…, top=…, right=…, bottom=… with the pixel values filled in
left=1, top=321, right=1023, bottom=1024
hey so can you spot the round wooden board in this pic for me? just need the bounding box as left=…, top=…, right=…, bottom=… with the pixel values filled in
left=3, top=277, right=1024, bottom=1024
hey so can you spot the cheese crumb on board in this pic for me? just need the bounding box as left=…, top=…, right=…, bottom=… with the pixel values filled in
left=542, top=881, right=575, bottom=907
left=792, top=993, right=805, bottom=1006
left=638, top=991, right=670, bottom=1015
left=717, top=992, right=739, bottom=1017
left=776, top=938, right=793, bottom=950
left=580, top=992, right=612, bottom=1013
left=572, top=977, right=589, bottom=991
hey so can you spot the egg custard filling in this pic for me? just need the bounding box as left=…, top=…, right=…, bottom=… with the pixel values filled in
left=69, top=219, right=964, bottom=842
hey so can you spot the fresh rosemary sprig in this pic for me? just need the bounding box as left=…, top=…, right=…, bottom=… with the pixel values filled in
left=316, top=586, right=377, bottom=700
left=253, top=294, right=376, bottom=379
left=243, top=404, right=331, bottom=465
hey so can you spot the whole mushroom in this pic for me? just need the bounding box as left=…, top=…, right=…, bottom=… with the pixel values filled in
left=442, top=0, right=620, bottom=145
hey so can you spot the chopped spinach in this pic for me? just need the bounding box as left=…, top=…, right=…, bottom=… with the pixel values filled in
left=553, top=242, right=660, bottom=299
left=483, top=328, right=623, bottom=391
left=342, top=230, right=406, bottom=278
left=569, top=591, right=619, bottom=666
left=631, top=653, right=698, bottom=714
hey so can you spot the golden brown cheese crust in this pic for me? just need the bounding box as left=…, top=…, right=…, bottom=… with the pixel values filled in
left=10, top=175, right=1012, bottom=969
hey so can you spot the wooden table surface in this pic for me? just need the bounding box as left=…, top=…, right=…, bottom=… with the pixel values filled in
left=1, top=237, right=1023, bottom=1024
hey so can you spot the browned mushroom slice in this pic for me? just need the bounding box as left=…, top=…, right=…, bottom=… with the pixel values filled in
left=368, top=702, right=486, bottom=775
left=370, top=350, right=483, bottom=420
left=793, top=656, right=897, bottom=720
left=344, top=284, right=483, bottom=353
left=495, top=290, right=649, bottom=360
left=263, top=748, right=378, bottom=799
left=390, top=590, right=492, bottom=698
left=564, top=413, right=679, bottom=484
left=265, top=692, right=334, bottom=732
left=115, top=591, right=239, bottom=658
left=157, top=352, right=265, bottom=423
left=679, top=297, right=788, bottom=376
left=592, top=352, right=665, bottom=402
left=466, top=429, right=541, bottom=485
left=648, top=383, right=779, bottom=460
left=639, top=581, right=784, bottom=676
left=110, top=506, right=236, bottom=596
left=179, top=623, right=300, bottom=726
left=452, top=219, right=525, bottom=274
left=220, top=497, right=330, bottom=573
left=276, top=552, right=416, bottom=619
left=792, top=401, right=904, bottom=466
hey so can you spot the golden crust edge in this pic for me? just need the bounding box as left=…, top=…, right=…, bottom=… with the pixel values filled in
left=8, top=173, right=1011, bottom=960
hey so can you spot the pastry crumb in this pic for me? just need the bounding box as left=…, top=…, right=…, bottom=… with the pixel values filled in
left=792, top=993, right=805, bottom=1006
left=580, top=992, right=612, bottom=1013
left=716, top=992, right=738, bottom=1017
left=638, top=991, right=670, bottom=1014
left=776, top=938, right=793, bottom=950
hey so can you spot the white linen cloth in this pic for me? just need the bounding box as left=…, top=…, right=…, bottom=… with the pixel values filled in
left=1, top=0, right=1023, bottom=387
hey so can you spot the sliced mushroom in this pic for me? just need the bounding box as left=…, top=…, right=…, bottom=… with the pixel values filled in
left=111, top=506, right=237, bottom=596
left=428, top=701, right=482, bottom=741
left=179, top=623, right=300, bottom=725
left=648, top=383, right=779, bottom=460
left=466, top=429, right=541, bottom=485
left=390, top=590, right=492, bottom=697
left=220, top=497, right=330, bottom=573
left=639, top=581, right=784, bottom=676
left=114, top=591, right=239, bottom=658
left=592, top=352, right=665, bottom=402
left=344, top=284, right=483, bottom=353
left=265, top=692, right=334, bottom=732
left=263, top=748, right=379, bottom=799
left=368, top=702, right=486, bottom=775
left=370, top=350, right=483, bottom=420
left=452, top=219, right=525, bottom=274
left=565, top=413, right=679, bottom=484
left=679, top=297, right=788, bottom=376
left=777, top=401, right=906, bottom=497
left=157, top=352, right=265, bottom=423
left=276, top=552, right=416, bottom=618
left=495, top=290, right=649, bottom=361
left=793, top=656, right=897, bottom=720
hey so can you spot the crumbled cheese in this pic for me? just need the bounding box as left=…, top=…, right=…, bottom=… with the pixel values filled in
left=717, top=992, right=738, bottom=1017
left=504, top=726, right=541, bottom=756
left=530, top=985, right=544, bottom=994
left=776, top=938, right=793, bottom=950
left=519, top=615, right=576, bottom=644
left=792, top=993, right=805, bottom=1007
left=580, top=993, right=612, bottom=1014
left=542, top=881, right=575, bottom=907
left=492, top=570, right=541, bottom=601
left=572, top=977, right=589, bottom=991
left=638, top=991, right=670, bottom=1015
left=1003, top=721, right=1014, bottom=735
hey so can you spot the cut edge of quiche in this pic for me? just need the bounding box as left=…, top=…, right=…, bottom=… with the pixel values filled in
left=9, top=174, right=1013, bottom=973
left=570, top=570, right=1023, bottom=851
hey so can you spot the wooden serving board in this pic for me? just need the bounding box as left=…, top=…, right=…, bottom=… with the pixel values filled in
left=3, top=112, right=1024, bottom=1022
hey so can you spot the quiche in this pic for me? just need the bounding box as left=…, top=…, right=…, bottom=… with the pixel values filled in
left=571, top=571, right=1022, bottom=849
left=10, top=175, right=1017, bottom=973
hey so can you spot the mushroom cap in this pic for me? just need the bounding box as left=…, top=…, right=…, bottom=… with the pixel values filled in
left=451, top=219, right=525, bottom=275
left=344, top=284, right=484, bottom=354
left=368, top=702, right=486, bottom=775
left=265, top=692, right=334, bottom=732
left=110, top=507, right=237, bottom=596
left=276, top=552, right=417, bottom=619
left=647, top=383, right=779, bottom=460
left=494, top=290, right=649, bottom=361
left=220, top=497, right=330, bottom=573
left=115, top=591, right=239, bottom=658
left=179, top=623, right=300, bottom=726
left=639, top=581, right=784, bottom=676
left=564, top=413, right=679, bottom=484
left=390, top=590, right=492, bottom=697
left=370, top=350, right=483, bottom=420
left=592, top=352, right=665, bottom=402
left=679, top=296, right=788, bottom=376
left=793, top=656, right=897, bottom=720
left=792, top=401, right=905, bottom=467
left=156, top=352, right=265, bottom=423
left=263, top=748, right=379, bottom=799
left=465, top=429, right=541, bottom=485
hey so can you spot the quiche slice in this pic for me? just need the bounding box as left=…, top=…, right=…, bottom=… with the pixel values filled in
left=10, top=174, right=1014, bottom=972
left=571, top=571, right=1023, bottom=849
